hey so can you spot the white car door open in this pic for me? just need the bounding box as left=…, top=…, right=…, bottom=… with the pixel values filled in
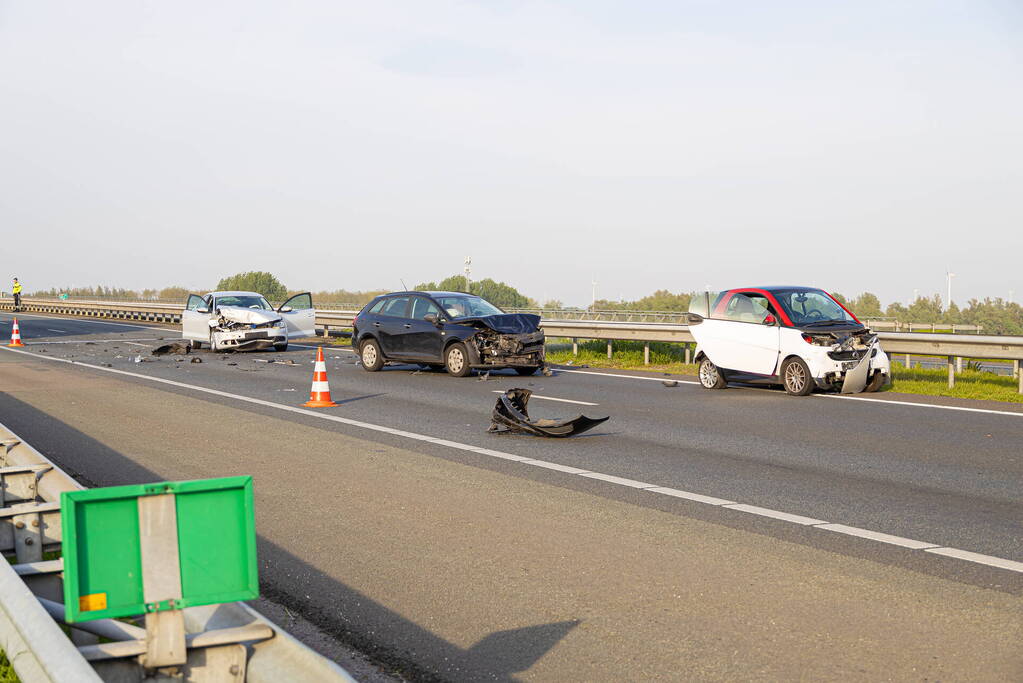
left=278, top=292, right=316, bottom=338
left=690, top=292, right=780, bottom=375
left=181, top=294, right=210, bottom=341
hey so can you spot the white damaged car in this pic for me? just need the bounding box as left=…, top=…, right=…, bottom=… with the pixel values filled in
left=181, top=291, right=316, bottom=352
left=688, top=287, right=891, bottom=396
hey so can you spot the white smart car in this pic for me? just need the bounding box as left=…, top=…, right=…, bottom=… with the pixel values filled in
left=181, top=291, right=316, bottom=352
left=688, top=286, right=891, bottom=395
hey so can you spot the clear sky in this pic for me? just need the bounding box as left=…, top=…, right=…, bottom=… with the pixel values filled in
left=1, top=1, right=1020, bottom=307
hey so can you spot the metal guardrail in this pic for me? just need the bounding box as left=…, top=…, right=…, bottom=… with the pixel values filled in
left=1, top=297, right=1019, bottom=391
left=0, top=421, right=355, bottom=682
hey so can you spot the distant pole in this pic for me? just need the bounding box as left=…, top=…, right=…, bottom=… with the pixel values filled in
left=591, top=278, right=597, bottom=309
left=464, top=256, right=472, bottom=293
left=945, top=269, right=955, bottom=311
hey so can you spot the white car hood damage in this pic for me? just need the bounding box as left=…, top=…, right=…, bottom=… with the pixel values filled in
left=210, top=306, right=282, bottom=326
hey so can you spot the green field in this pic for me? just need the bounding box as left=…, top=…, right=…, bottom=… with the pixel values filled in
left=546, top=340, right=1022, bottom=403
left=0, top=651, right=19, bottom=683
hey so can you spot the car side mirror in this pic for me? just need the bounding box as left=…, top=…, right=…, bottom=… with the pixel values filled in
left=424, top=313, right=441, bottom=326
left=196, top=307, right=209, bottom=314
left=763, top=314, right=776, bottom=325
left=685, top=312, right=704, bottom=325
left=279, top=306, right=293, bottom=313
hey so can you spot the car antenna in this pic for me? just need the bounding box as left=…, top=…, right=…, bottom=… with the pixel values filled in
left=400, top=279, right=408, bottom=291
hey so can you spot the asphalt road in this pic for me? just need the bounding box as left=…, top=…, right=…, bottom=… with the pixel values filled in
left=1, top=311, right=1021, bottom=681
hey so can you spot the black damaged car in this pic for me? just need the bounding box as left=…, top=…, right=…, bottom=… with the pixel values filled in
left=351, top=291, right=546, bottom=377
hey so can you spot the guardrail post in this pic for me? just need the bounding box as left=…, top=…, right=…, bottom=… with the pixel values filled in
left=643, top=342, right=650, bottom=365
left=684, top=343, right=691, bottom=364
left=571, top=338, right=578, bottom=356
left=947, top=356, right=955, bottom=389
left=607, top=340, right=612, bottom=360
left=955, top=356, right=963, bottom=373
left=1013, top=359, right=1020, bottom=380
left=904, top=353, right=911, bottom=368
left=1018, top=362, right=1023, bottom=394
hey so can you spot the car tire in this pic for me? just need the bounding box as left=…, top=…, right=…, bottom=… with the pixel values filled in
left=698, top=358, right=727, bottom=389
left=514, top=366, right=539, bottom=376
left=781, top=357, right=814, bottom=396
left=190, top=340, right=202, bottom=350
left=444, top=342, right=472, bottom=377
left=274, top=342, right=288, bottom=352
left=360, top=339, right=385, bottom=371
left=865, top=371, right=887, bottom=393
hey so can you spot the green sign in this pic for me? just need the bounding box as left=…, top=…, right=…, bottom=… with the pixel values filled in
left=61, top=476, right=258, bottom=623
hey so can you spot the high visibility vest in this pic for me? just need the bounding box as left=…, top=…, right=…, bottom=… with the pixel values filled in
left=12, top=283, right=22, bottom=294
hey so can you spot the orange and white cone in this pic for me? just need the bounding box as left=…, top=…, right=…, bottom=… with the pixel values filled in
left=303, top=347, right=337, bottom=407
left=7, top=318, right=25, bottom=347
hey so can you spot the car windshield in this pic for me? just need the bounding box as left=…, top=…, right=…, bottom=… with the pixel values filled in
left=216, top=295, right=273, bottom=310
left=433, top=295, right=503, bottom=318
left=773, top=290, right=855, bottom=325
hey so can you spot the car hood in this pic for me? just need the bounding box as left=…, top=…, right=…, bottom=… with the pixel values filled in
left=216, top=305, right=282, bottom=325
left=794, top=321, right=867, bottom=334
left=454, top=313, right=541, bottom=334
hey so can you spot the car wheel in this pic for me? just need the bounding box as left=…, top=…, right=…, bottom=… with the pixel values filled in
left=360, top=339, right=384, bottom=371
left=444, top=342, right=472, bottom=377
left=781, top=357, right=814, bottom=396
left=190, top=340, right=202, bottom=350
left=865, top=371, right=887, bottom=393
left=514, top=366, right=539, bottom=376
left=698, top=358, right=727, bottom=389
left=274, top=342, right=288, bottom=352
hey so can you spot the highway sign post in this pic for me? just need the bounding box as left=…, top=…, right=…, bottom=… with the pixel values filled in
left=61, top=476, right=258, bottom=667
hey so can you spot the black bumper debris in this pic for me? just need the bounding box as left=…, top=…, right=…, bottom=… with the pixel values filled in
left=488, top=388, right=609, bottom=438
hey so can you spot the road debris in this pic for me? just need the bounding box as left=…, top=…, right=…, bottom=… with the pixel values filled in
left=477, top=371, right=490, bottom=382
left=488, top=388, right=609, bottom=438
left=152, top=340, right=191, bottom=356
left=661, top=380, right=678, bottom=387
left=190, top=357, right=203, bottom=363
left=542, top=366, right=555, bottom=377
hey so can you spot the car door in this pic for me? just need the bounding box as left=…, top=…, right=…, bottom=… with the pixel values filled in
left=404, top=296, right=445, bottom=361
left=181, top=294, right=211, bottom=341
left=374, top=296, right=411, bottom=356
left=277, top=293, right=316, bottom=338
left=690, top=291, right=780, bottom=375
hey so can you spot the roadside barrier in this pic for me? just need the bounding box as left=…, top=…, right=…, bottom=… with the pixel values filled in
left=303, top=346, right=338, bottom=407
left=6, top=318, right=24, bottom=346
left=0, top=421, right=355, bottom=682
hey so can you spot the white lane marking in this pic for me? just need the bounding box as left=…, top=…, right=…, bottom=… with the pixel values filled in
left=19, top=338, right=169, bottom=345
left=722, top=504, right=826, bottom=526
left=815, top=524, right=939, bottom=549
left=558, top=368, right=699, bottom=385
left=2, top=345, right=1020, bottom=575
left=647, top=487, right=735, bottom=506
left=579, top=472, right=656, bottom=488
left=818, top=393, right=1023, bottom=417
left=0, top=311, right=177, bottom=332
left=490, top=390, right=598, bottom=406
left=559, top=368, right=1023, bottom=418
left=125, top=342, right=152, bottom=348
left=924, top=547, right=1023, bottom=573
left=47, top=329, right=66, bottom=333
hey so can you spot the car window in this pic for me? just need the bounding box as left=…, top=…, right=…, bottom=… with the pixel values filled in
left=410, top=297, right=442, bottom=321
left=379, top=296, right=410, bottom=318
left=774, top=290, right=854, bottom=324
left=433, top=296, right=503, bottom=318
left=186, top=294, right=206, bottom=311
left=215, top=295, right=273, bottom=310
left=282, top=293, right=312, bottom=310
left=720, top=293, right=768, bottom=324
left=367, top=299, right=386, bottom=314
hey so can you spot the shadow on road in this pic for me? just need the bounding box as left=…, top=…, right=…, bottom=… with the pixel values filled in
left=0, top=393, right=580, bottom=681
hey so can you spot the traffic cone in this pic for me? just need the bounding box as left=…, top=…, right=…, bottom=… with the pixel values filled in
left=7, top=318, right=25, bottom=347
left=303, top=347, right=337, bottom=407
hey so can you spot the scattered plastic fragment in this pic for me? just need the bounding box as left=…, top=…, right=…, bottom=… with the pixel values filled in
left=190, top=357, right=202, bottom=364
left=489, top=388, right=609, bottom=438
left=661, top=380, right=678, bottom=387
left=477, top=371, right=490, bottom=381
left=152, top=341, right=190, bottom=356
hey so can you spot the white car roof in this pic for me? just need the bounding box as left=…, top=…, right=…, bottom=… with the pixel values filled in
left=204, top=291, right=266, bottom=298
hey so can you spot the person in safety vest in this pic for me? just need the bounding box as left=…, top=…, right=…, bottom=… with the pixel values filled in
left=12, top=278, right=22, bottom=311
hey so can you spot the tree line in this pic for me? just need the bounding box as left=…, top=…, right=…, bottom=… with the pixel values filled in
left=28, top=275, right=1023, bottom=334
